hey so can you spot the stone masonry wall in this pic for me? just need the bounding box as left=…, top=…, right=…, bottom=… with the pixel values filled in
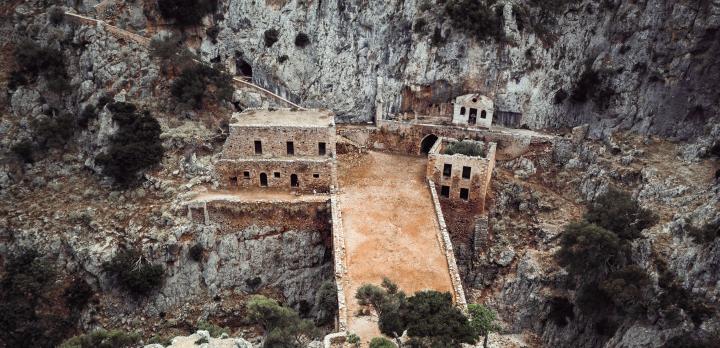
left=215, top=158, right=335, bottom=193
left=222, top=126, right=336, bottom=159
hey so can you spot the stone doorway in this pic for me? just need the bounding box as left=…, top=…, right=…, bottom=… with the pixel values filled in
left=260, top=173, right=268, bottom=187
left=290, top=174, right=299, bottom=188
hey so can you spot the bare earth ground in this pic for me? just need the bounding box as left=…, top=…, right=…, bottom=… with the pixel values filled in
left=338, top=151, right=454, bottom=341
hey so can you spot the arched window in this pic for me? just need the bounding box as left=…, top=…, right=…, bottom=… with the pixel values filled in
left=460, top=106, right=466, bottom=115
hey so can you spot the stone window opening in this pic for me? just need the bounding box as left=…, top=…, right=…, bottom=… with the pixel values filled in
left=230, top=176, right=238, bottom=185
left=274, top=172, right=281, bottom=178
left=290, top=174, right=299, bottom=187
left=260, top=173, right=268, bottom=187
left=440, top=185, right=450, bottom=198
left=468, top=108, right=477, bottom=125
left=243, top=171, right=250, bottom=178
left=460, top=106, right=466, bottom=115
left=460, top=188, right=469, bottom=200
left=462, top=166, right=471, bottom=179
left=313, top=173, right=320, bottom=178
left=318, top=142, right=326, bottom=156
left=443, top=163, right=452, bottom=177
left=480, top=110, right=487, bottom=119
left=254, top=140, right=262, bottom=154
left=287, top=141, right=295, bottom=155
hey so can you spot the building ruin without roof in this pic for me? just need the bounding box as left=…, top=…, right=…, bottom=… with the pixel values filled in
left=215, top=108, right=337, bottom=193
left=452, top=93, right=494, bottom=128
left=426, top=137, right=496, bottom=212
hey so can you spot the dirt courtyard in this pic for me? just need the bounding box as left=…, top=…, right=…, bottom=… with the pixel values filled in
left=337, top=151, right=455, bottom=340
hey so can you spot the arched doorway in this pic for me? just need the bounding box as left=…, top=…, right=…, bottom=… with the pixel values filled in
left=420, top=134, right=438, bottom=155
left=260, top=173, right=268, bottom=187
left=290, top=174, right=299, bottom=188
left=480, top=110, right=487, bottom=119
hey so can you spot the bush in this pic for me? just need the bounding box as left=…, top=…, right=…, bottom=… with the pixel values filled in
left=157, top=0, right=218, bottom=27
left=197, top=320, right=229, bottom=338
left=369, top=337, right=395, bottom=348
left=12, top=140, right=34, bottom=163
left=189, top=243, right=204, bottom=261
left=13, top=40, right=68, bottom=93
left=32, top=110, right=77, bottom=149
left=246, top=295, right=317, bottom=347
left=585, top=188, right=656, bottom=241
left=556, top=221, right=624, bottom=275
left=264, top=29, right=280, bottom=47
left=95, top=102, right=163, bottom=186
left=170, top=65, right=233, bottom=109
left=78, top=104, right=98, bottom=128
left=313, top=281, right=338, bottom=325
left=48, top=6, right=64, bottom=25
left=443, top=141, right=485, bottom=156
left=575, top=282, right=614, bottom=315
left=103, top=249, right=164, bottom=295
left=59, top=329, right=140, bottom=348
left=546, top=297, right=574, bottom=327
left=294, top=32, right=311, bottom=48
left=403, top=291, right=477, bottom=345
left=599, top=265, right=652, bottom=316
left=686, top=220, right=720, bottom=244
left=445, top=0, right=502, bottom=41
left=468, top=304, right=499, bottom=347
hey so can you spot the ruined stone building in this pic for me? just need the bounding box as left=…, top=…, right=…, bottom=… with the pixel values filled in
left=426, top=138, right=497, bottom=212
left=452, top=94, right=494, bottom=128
left=215, top=108, right=337, bottom=193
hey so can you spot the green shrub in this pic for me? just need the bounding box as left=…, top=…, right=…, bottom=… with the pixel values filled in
left=556, top=221, right=624, bottom=275
left=445, top=0, right=502, bottom=41
left=102, top=249, right=164, bottom=296
left=686, top=220, right=720, bottom=244
left=95, top=102, right=163, bottom=186
left=264, top=29, right=280, bottom=47
left=170, top=65, right=233, bottom=109
left=246, top=295, right=318, bottom=347
left=585, top=188, right=656, bottom=241
left=59, top=329, right=140, bottom=348
left=197, top=320, right=229, bottom=337
left=189, top=243, right=204, bottom=261
left=78, top=104, right=98, bottom=128
left=369, top=337, right=395, bottom=348
left=546, top=297, right=574, bottom=327
left=468, top=304, right=499, bottom=347
left=48, top=6, right=64, bottom=25
left=294, top=32, right=311, bottom=48
left=600, top=265, right=652, bottom=316
left=313, top=281, right=338, bottom=325
left=157, top=0, right=218, bottom=27
left=346, top=332, right=361, bottom=346
left=0, top=250, right=77, bottom=347
left=403, top=291, right=477, bottom=346
left=13, top=40, right=68, bottom=93
left=443, top=141, right=485, bottom=156
left=11, top=140, right=34, bottom=163
left=32, top=111, right=77, bottom=149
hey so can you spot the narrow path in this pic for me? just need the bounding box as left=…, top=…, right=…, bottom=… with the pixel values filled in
left=337, top=152, right=455, bottom=340
left=63, top=12, right=303, bottom=109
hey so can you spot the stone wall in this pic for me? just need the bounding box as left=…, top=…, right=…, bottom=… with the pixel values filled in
left=427, top=138, right=497, bottom=212
left=215, top=158, right=336, bottom=193
left=329, top=196, right=349, bottom=332
left=427, top=179, right=468, bottom=310
left=222, top=125, right=336, bottom=159
left=372, top=120, right=553, bottom=158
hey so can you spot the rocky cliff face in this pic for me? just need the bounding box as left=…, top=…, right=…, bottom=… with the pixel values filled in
left=199, top=0, right=719, bottom=138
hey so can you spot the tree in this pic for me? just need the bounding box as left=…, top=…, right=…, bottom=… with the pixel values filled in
left=403, top=291, right=477, bottom=347
left=170, top=65, right=233, bottom=109
left=556, top=221, right=624, bottom=275
left=157, top=0, right=218, bottom=27
left=246, top=295, right=317, bottom=347
left=584, top=188, right=656, bottom=240
left=95, top=102, right=164, bottom=187
left=102, top=249, right=164, bottom=296
left=59, top=329, right=140, bottom=348
left=600, top=265, right=652, bottom=316
left=313, top=281, right=338, bottom=325
left=13, top=40, right=68, bottom=93
left=468, top=304, right=499, bottom=348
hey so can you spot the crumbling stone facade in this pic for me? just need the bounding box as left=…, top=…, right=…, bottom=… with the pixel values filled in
left=426, top=137, right=497, bottom=212
left=216, top=108, right=337, bottom=193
